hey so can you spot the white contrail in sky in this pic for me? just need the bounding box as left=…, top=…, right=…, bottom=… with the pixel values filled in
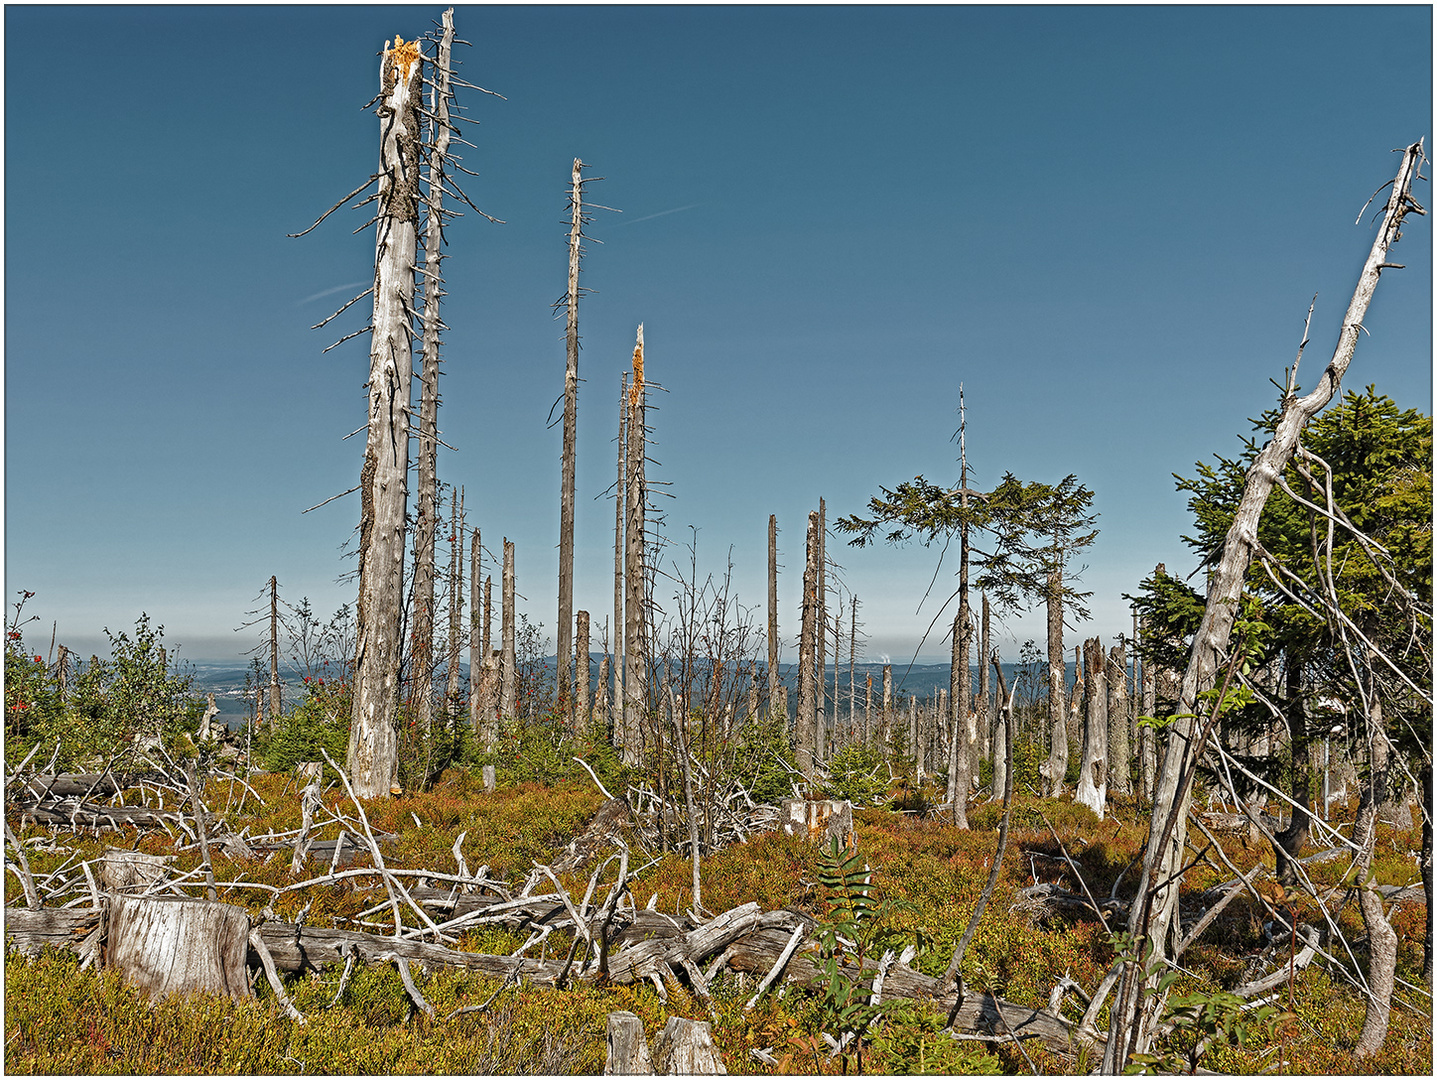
left=296, top=281, right=368, bottom=306
left=611, top=203, right=702, bottom=228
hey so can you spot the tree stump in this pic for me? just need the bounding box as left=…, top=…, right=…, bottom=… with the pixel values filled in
left=652, top=1015, right=726, bottom=1074
left=779, top=798, right=854, bottom=849
left=106, top=895, right=253, bottom=1002
left=99, top=848, right=176, bottom=893
left=605, top=1010, right=654, bottom=1075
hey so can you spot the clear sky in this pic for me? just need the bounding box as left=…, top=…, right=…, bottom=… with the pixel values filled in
left=4, top=4, right=1432, bottom=671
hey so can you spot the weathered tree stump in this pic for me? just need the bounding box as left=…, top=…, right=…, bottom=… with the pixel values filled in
left=99, top=848, right=176, bottom=893
left=651, top=1015, right=726, bottom=1074
left=605, top=1010, right=654, bottom=1075
left=779, top=798, right=853, bottom=848
left=106, top=895, right=253, bottom=1002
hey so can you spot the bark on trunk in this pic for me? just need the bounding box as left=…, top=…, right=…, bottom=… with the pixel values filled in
left=557, top=159, right=585, bottom=712
left=979, top=592, right=991, bottom=771
left=795, top=511, right=819, bottom=778
left=622, top=329, right=648, bottom=765
left=350, top=36, right=424, bottom=799
left=576, top=610, right=590, bottom=729
left=1353, top=658, right=1398, bottom=1058
left=268, top=576, right=282, bottom=723
left=468, top=527, right=480, bottom=725
left=1107, top=642, right=1131, bottom=795
left=947, top=604, right=970, bottom=828
left=614, top=373, right=627, bottom=755
left=445, top=488, right=464, bottom=720
left=1041, top=569, right=1068, bottom=797
left=767, top=514, right=779, bottom=716
left=815, top=499, right=827, bottom=763
left=1075, top=636, right=1108, bottom=817
left=500, top=540, right=516, bottom=717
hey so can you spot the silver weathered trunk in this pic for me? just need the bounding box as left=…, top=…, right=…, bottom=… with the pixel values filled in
left=557, top=159, right=585, bottom=712
left=350, top=36, right=423, bottom=799
left=815, top=498, right=826, bottom=762
left=1075, top=636, right=1108, bottom=816
left=768, top=514, right=779, bottom=716
left=1040, top=569, right=1068, bottom=798
left=622, top=328, right=647, bottom=764
left=795, top=510, right=819, bottom=778
left=468, top=527, right=481, bottom=725
left=613, top=373, right=627, bottom=753
left=268, top=576, right=281, bottom=722
left=500, top=540, right=516, bottom=718
left=445, top=489, right=464, bottom=719
left=1108, top=642, right=1131, bottom=795
left=575, top=610, right=590, bottom=729
left=409, top=14, right=452, bottom=740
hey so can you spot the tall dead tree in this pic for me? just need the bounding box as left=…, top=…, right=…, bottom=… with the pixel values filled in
left=349, top=35, right=424, bottom=799
left=1104, top=140, right=1426, bottom=1070
left=445, top=488, right=464, bottom=719
left=815, top=498, right=827, bottom=762
left=946, top=393, right=974, bottom=826
left=557, top=159, right=596, bottom=716
left=613, top=373, right=628, bottom=750
left=622, top=328, right=648, bottom=765
left=409, top=13, right=456, bottom=741
left=575, top=610, right=590, bottom=728
left=268, top=576, right=281, bottom=723
left=468, top=526, right=481, bottom=724
left=978, top=592, right=991, bottom=773
left=1108, top=641, right=1131, bottom=795
left=767, top=514, right=779, bottom=715
left=500, top=539, right=516, bottom=718
left=795, top=510, right=819, bottom=778
left=1039, top=569, right=1069, bottom=798
left=1075, top=636, right=1108, bottom=817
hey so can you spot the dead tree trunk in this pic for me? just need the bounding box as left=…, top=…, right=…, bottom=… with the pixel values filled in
left=408, top=35, right=450, bottom=741
left=622, top=328, right=647, bottom=766
left=557, top=159, right=590, bottom=715
left=468, top=526, right=481, bottom=725
left=1075, top=636, right=1108, bottom=817
left=1108, top=641, right=1131, bottom=795
left=350, top=35, right=424, bottom=799
left=795, top=510, right=819, bottom=779
left=816, top=498, right=827, bottom=763
left=1353, top=653, right=1399, bottom=1058
left=614, top=373, right=628, bottom=753
left=1105, top=140, right=1425, bottom=1071
left=500, top=539, right=516, bottom=718
left=881, top=664, right=893, bottom=754
left=576, top=611, right=590, bottom=728
left=445, top=488, right=464, bottom=720
left=107, top=895, right=253, bottom=1003
left=268, top=576, right=282, bottom=723
left=1040, top=568, right=1068, bottom=798
left=947, top=606, right=970, bottom=828
left=768, top=514, right=779, bottom=716
left=979, top=592, right=991, bottom=773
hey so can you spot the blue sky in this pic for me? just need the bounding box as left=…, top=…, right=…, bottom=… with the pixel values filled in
left=4, top=4, right=1432, bottom=670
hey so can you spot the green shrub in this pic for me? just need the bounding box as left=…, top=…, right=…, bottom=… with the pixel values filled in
left=732, top=711, right=801, bottom=804
left=823, top=742, right=890, bottom=806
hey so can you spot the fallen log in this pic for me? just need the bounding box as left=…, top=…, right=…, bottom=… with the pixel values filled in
left=3, top=903, right=1093, bottom=1054
left=4, top=905, right=102, bottom=956
left=11, top=771, right=186, bottom=801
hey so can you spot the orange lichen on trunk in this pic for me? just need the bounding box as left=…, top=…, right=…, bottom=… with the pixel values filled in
left=628, top=325, right=645, bottom=410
